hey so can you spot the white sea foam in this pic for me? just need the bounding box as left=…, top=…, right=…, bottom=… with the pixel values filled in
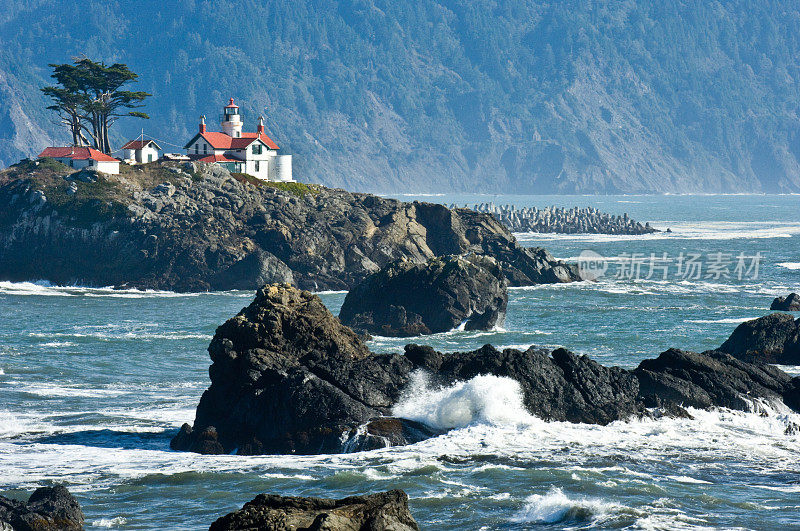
left=92, top=517, right=127, bottom=528
left=777, top=262, right=800, bottom=270
left=28, top=329, right=211, bottom=341
left=665, top=475, right=713, bottom=485
left=0, top=281, right=197, bottom=298
left=392, top=372, right=536, bottom=430
left=685, top=317, right=757, bottom=324
left=510, top=487, right=628, bottom=524
left=515, top=220, right=800, bottom=242
left=38, top=341, right=77, bottom=348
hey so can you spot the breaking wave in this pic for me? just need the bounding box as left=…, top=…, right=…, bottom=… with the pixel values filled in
left=510, top=487, right=629, bottom=525
left=392, top=372, right=536, bottom=430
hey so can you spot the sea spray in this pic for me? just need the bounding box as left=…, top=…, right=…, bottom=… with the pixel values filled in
left=510, top=487, right=630, bottom=525
left=392, top=371, right=536, bottom=430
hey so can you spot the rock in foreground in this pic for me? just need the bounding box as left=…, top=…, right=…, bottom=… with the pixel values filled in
left=339, top=254, right=508, bottom=336
left=718, top=313, right=800, bottom=364
left=0, top=485, right=84, bottom=531
left=771, top=293, right=800, bottom=311
left=173, top=285, right=800, bottom=456
left=208, top=490, right=419, bottom=531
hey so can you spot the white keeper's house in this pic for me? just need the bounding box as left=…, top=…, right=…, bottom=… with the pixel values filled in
left=38, top=146, right=120, bottom=175
left=184, top=98, right=293, bottom=182
left=121, top=139, right=161, bottom=164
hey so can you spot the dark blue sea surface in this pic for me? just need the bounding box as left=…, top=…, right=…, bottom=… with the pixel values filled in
left=1, top=194, right=799, bottom=529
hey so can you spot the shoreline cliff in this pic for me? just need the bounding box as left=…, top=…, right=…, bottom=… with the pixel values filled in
left=0, top=159, right=577, bottom=292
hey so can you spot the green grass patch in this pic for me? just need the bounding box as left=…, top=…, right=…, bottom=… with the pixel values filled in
left=231, top=172, right=263, bottom=186
left=264, top=181, right=319, bottom=197
left=43, top=175, right=130, bottom=227
left=231, top=173, right=318, bottom=197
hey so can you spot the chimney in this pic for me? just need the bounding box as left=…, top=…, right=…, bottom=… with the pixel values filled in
left=257, top=115, right=265, bottom=135
left=199, top=115, right=206, bottom=134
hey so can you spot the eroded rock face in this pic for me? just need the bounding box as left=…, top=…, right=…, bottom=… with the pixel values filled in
left=0, top=485, right=84, bottom=531
left=170, top=284, right=418, bottom=455
left=771, top=293, right=800, bottom=311
left=717, top=313, right=800, bottom=364
left=208, top=490, right=420, bottom=531
left=173, top=285, right=800, bottom=456
left=0, top=162, right=577, bottom=291
left=339, top=254, right=508, bottom=337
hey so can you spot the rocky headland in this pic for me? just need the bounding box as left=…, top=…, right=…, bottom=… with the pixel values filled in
left=0, top=159, right=577, bottom=291
left=172, top=284, right=800, bottom=456
left=338, top=253, right=508, bottom=337
left=459, top=202, right=658, bottom=234
left=0, top=485, right=84, bottom=531
left=208, top=490, right=419, bottom=531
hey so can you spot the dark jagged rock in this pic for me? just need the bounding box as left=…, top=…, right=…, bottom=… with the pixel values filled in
left=339, top=254, right=508, bottom=337
left=170, top=284, right=418, bottom=455
left=0, top=485, right=84, bottom=531
left=717, top=313, right=800, bottom=364
left=771, top=293, right=800, bottom=311
left=208, top=490, right=419, bottom=531
left=635, top=348, right=799, bottom=411
left=0, top=160, right=577, bottom=291
left=174, top=285, right=800, bottom=456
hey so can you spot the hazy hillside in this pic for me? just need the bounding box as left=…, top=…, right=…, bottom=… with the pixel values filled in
left=1, top=0, right=800, bottom=193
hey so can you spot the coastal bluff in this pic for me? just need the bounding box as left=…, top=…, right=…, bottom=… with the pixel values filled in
left=0, top=159, right=576, bottom=291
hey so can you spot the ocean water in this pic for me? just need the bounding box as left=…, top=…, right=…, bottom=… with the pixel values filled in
left=1, top=194, right=799, bottom=530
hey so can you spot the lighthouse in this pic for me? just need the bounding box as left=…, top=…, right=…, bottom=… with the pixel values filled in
left=183, top=97, right=294, bottom=182
left=221, top=98, right=243, bottom=138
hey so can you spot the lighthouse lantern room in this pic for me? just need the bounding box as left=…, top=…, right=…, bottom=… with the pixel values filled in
left=221, top=98, right=243, bottom=138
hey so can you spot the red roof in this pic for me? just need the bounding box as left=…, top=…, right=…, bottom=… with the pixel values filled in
left=39, top=147, right=118, bottom=162
left=196, top=131, right=279, bottom=151
left=121, top=139, right=160, bottom=150
left=197, top=154, right=241, bottom=163
left=225, top=98, right=239, bottom=109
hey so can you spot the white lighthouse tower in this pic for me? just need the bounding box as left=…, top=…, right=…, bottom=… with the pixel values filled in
left=221, top=98, right=243, bottom=138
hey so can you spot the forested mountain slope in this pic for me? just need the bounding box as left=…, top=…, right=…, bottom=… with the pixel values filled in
left=1, top=0, right=799, bottom=193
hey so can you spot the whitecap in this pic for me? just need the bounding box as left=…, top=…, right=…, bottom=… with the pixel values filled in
left=685, top=317, right=758, bottom=324
left=777, top=262, right=800, bottom=270
left=510, top=487, right=628, bottom=524
left=665, top=475, right=713, bottom=485
left=92, top=517, right=127, bottom=528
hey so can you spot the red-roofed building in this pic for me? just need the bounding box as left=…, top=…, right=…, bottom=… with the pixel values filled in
left=38, top=147, right=120, bottom=175
left=121, top=139, right=161, bottom=164
left=183, top=98, right=293, bottom=182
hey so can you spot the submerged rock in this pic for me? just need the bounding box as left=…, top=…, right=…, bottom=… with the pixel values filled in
left=208, top=490, right=419, bottom=531
left=717, top=313, right=800, bottom=364
left=771, top=293, right=800, bottom=311
left=173, top=285, right=800, bottom=456
left=0, top=485, right=84, bottom=531
left=339, top=253, right=508, bottom=337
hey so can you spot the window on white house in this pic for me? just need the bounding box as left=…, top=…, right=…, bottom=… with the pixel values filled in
left=252, top=144, right=262, bottom=155
left=255, top=161, right=260, bottom=172
left=203, top=144, right=207, bottom=154
left=194, top=144, right=199, bottom=154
